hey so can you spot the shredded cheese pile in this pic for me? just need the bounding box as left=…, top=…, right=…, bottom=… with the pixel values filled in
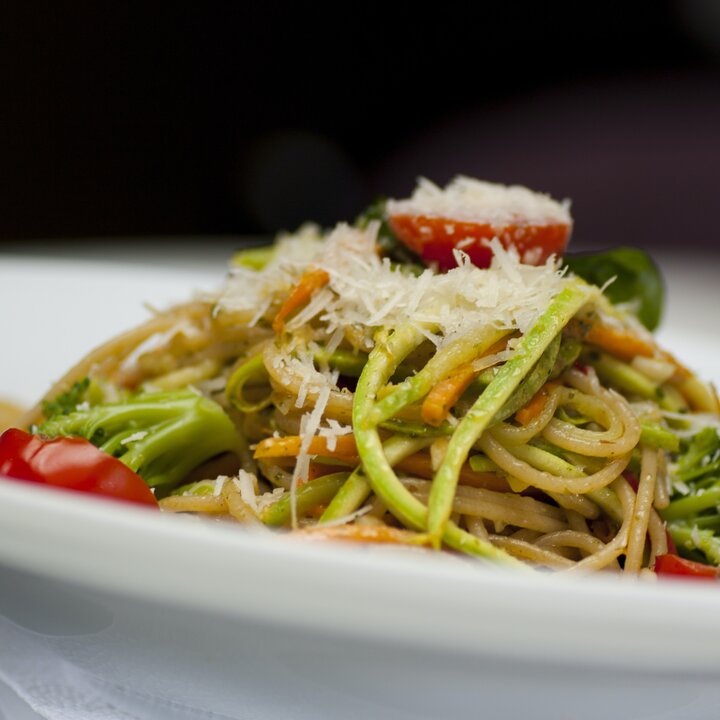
left=386, top=176, right=572, bottom=228
left=218, top=222, right=570, bottom=347
left=219, top=218, right=572, bottom=499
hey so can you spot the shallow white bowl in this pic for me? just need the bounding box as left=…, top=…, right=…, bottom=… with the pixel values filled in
left=1, top=254, right=719, bottom=719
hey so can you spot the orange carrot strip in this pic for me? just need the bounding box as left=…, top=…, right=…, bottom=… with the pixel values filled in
left=421, top=363, right=476, bottom=426
left=254, top=434, right=358, bottom=459
left=659, top=350, right=692, bottom=381
left=306, top=461, right=353, bottom=481
left=297, top=524, right=423, bottom=546
left=272, top=268, right=330, bottom=333
left=515, top=380, right=560, bottom=426
left=584, top=322, right=655, bottom=362
left=421, top=336, right=511, bottom=426
left=395, top=453, right=510, bottom=493
left=571, top=317, right=688, bottom=378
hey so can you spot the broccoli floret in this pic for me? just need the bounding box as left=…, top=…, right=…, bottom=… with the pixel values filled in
left=38, top=388, right=241, bottom=493
left=664, top=428, right=720, bottom=566
left=42, top=378, right=91, bottom=419
left=675, top=427, right=720, bottom=483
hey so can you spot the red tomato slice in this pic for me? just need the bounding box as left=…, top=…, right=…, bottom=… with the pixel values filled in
left=388, top=214, right=570, bottom=271
left=665, top=530, right=678, bottom=555
left=654, top=553, right=718, bottom=580
left=622, top=471, right=639, bottom=492
left=0, top=428, right=157, bottom=507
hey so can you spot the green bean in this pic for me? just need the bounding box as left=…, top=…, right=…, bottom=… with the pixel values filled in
left=170, top=480, right=215, bottom=497
left=492, top=333, right=561, bottom=424
left=658, top=383, right=689, bottom=413
left=319, top=435, right=432, bottom=522
left=660, top=486, right=720, bottom=521
left=427, top=281, right=594, bottom=547
left=522, top=443, right=624, bottom=520
left=550, top=336, right=583, bottom=378
left=467, top=454, right=500, bottom=473
left=225, top=353, right=272, bottom=413
left=353, top=325, right=525, bottom=566
left=639, top=421, right=679, bottom=452
left=312, top=348, right=367, bottom=377
left=261, top=472, right=350, bottom=527
left=469, top=335, right=578, bottom=397
left=509, top=443, right=584, bottom=478
left=231, top=245, right=275, bottom=270
left=312, top=346, right=415, bottom=381
left=586, top=487, right=624, bottom=523
left=470, top=367, right=498, bottom=391
left=662, top=486, right=720, bottom=522
left=691, top=515, right=720, bottom=531
left=369, top=326, right=508, bottom=426
left=590, top=352, right=659, bottom=400
left=379, top=417, right=454, bottom=437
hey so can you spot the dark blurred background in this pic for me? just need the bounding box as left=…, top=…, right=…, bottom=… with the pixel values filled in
left=1, top=1, right=719, bottom=253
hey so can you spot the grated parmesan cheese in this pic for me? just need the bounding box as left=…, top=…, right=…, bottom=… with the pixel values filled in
left=317, top=504, right=373, bottom=528
left=120, top=431, right=148, bottom=445
left=290, top=384, right=332, bottom=527
left=218, top=222, right=570, bottom=348
left=256, top=487, right=286, bottom=513
left=386, top=176, right=571, bottom=228
left=691, top=524, right=702, bottom=548
left=317, top=418, right=353, bottom=452
left=235, top=470, right=260, bottom=513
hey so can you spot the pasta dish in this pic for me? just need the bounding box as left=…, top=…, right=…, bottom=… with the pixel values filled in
left=2, top=177, right=719, bottom=578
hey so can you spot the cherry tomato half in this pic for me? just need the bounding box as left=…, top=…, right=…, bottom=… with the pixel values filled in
left=0, top=428, right=157, bottom=507
left=388, top=214, right=571, bottom=271
left=654, top=553, right=718, bottom=580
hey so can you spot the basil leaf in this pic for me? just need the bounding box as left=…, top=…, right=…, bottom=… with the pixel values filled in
left=563, top=247, right=664, bottom=330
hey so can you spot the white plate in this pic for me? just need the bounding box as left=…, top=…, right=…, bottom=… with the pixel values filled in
left=1, top=254, right=720, bottom=720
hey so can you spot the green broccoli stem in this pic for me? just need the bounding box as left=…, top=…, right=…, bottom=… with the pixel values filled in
left=38, top=389, right=241, bottom=491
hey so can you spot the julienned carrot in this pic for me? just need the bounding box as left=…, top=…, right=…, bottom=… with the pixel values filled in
left=272, top=268, right=330, bottom=333
left=394, top=452, right=510, bottom=492
left=306, top=461, right=352, bottom=482
left=421, top=337, right=511, bottom=426
left=421, top=364, right=476, bottom=426
left=660, top=350, right=692, bottom=381
left=515, top=380, right=560, bottom=426
left=254, top=433, right=358, bottom=460
left=297, top=523, right=424, bottom=546
left=584, top=321, right=655, bottom=362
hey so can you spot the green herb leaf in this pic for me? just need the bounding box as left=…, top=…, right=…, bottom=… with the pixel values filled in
left=563, top=247, right=664, bottom=331
left=355, top=197, right=422, bottom=266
